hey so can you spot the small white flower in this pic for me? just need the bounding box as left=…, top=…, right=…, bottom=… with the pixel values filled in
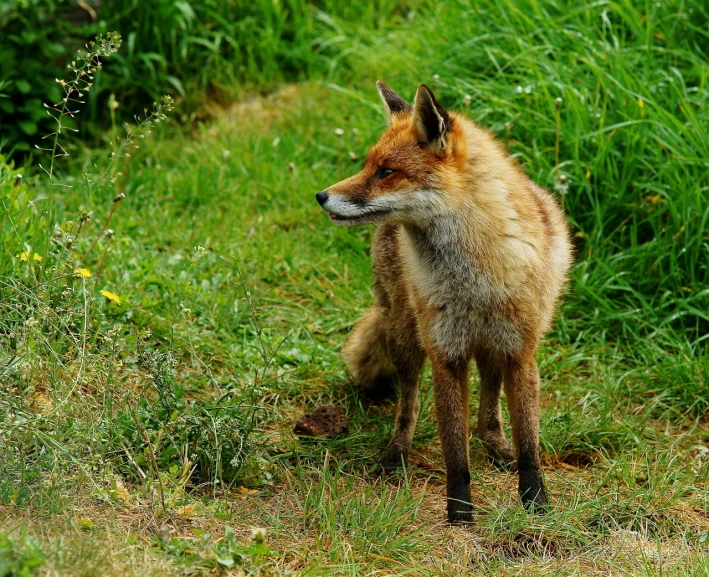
left=251, top=528, right=267, bottom=543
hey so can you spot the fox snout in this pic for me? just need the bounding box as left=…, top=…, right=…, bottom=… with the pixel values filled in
left=315, top=190, right=329, bottom=206
left=316, top=187, right=395, bottom=227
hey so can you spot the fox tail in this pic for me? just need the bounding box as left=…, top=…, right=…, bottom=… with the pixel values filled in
left=343, top=306, right=396, bottom=400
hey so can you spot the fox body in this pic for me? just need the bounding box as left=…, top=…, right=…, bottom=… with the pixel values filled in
left=316, top=82, right=572, bottom=523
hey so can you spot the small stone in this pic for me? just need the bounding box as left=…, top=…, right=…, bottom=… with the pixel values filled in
left=157, top=524, right=175, bottom=542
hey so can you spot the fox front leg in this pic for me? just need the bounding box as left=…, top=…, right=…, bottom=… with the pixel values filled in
left=380, top=318, right=426, bottom=470
left=429, top=352, right=473, bottom=524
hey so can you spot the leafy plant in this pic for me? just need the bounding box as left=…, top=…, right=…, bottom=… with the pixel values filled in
left=0, top=0, right=412, bottom=156
left=0, top=529, right=45, bottom=577
left=154, top=526, right=271, bottom=574
left=0, top=0, right=101, bottom=154
left=109, top=348, right=265, bottom=490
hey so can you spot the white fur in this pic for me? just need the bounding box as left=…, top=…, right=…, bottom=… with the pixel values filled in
left=323, top=189, right=449, bottom=225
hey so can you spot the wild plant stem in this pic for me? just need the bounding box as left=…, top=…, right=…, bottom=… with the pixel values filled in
left=82, top=199, right=120, bottom=262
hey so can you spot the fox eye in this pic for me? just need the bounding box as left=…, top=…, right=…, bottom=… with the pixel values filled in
left=376, top=167, right=395, bottom=179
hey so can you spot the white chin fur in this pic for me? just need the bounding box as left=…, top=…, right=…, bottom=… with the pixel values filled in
left=329, top=212, right=389, bottom=226
left=323, top=191, right=446, bottom=224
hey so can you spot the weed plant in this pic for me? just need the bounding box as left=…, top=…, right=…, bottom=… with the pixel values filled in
left=1, top=34, right=274, bottom=570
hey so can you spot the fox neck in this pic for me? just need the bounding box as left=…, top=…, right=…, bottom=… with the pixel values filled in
left=401, top=210, right=492, bottom=289
left=403, top=217, right=465, bottom=262
left=401, top=199, right=492, bottom=261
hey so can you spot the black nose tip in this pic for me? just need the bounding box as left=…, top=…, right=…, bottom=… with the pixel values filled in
left=315, top=191, right=329, bottom=206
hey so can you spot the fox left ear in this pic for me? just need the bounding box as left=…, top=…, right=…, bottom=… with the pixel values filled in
left=413, top=84, right=450, bottom=154
left=377, top=80, right=412, bottom=116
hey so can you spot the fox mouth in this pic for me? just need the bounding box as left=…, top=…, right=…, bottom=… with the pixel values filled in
left=328, top=208, right=392, bottom=225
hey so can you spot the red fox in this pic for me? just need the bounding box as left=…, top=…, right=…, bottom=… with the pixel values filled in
left=316, top=82, right=572, bottom=523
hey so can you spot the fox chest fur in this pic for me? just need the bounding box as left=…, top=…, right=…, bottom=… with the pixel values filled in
left=397, top=219, right=525, bottom=359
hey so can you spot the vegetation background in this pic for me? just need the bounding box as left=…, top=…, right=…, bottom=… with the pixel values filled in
left=1, top=0, right=708, bottom=575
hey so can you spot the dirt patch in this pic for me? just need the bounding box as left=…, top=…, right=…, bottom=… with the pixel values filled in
left=293, top=404, right=349, bottom=437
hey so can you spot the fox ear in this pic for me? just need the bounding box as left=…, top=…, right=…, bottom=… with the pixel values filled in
left=376, top=80, right=412, bottom=116
left=413, top=84, right=450, bottom=153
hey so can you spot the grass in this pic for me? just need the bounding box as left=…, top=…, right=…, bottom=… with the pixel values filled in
left=1, top=0, right=709, bottom=575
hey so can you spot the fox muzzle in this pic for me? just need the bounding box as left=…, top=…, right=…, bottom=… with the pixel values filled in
left=315, top=190, right=329, bottom=206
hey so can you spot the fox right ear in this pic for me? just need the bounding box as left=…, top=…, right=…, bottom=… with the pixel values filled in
left=377, top=81, right=412, bottom=116
left=413, top=84, right=450, bottom=154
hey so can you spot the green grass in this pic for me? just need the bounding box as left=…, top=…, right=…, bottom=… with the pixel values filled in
left=1, top=0, right=709, bottom=575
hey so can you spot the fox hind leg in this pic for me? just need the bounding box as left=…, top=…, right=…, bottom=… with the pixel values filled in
left=343, top=306, right=396, bottom=400
left=344, top=305, right=425, bottom=468
left=474, top=349, right=516, bottom=470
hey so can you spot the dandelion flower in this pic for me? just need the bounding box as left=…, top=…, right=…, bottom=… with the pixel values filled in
left=176, top=505, right=195, bottom=517
left=101, top=290, right=122, bottom=305
left=77, top=516, right=95, bottom=531
left=19, top=251, right=42, bottom=262
left=74, top=268, right=92, bottom=278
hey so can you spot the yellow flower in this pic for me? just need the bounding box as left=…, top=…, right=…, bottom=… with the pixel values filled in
left=100, top=290, right=122, bottom=305
left=19, top=251, right=42, bottom=262
left=77, top=516, right=95, bottom=531
left=74, top=268, right=92, bottom=278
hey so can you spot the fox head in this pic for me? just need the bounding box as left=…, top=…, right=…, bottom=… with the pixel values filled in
left=316, top=81, right=468, bottom=226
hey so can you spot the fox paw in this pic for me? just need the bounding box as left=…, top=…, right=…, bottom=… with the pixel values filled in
left=379, top=446, right=408, bottom=471
left=484, top=442, right=517, bottom=472
left=356, top=375, right=397, bottom=402
left=519, top=470, right=549, bottom=514
left=447, top=507, right=473, bottom=524
left=447, top=498, right=473, bottom=524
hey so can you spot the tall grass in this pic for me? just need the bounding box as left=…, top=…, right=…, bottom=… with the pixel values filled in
left=331, top=0, right=709, bottom=340
left=0, top=0, right=413, bottom=153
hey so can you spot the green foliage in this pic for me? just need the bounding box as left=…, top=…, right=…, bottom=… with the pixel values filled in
left=0, top=0, right=412, bottom=155
left=0, top=530, right=45, bottom=577
left=155, top=526, right=271, bottom=574
left=109, top=349, right=263, bottom=487
left=0, top=0, right=97, bottom=153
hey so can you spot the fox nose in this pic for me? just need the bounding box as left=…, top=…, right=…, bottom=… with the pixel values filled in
left=315, top=191, right=329, bottom=206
